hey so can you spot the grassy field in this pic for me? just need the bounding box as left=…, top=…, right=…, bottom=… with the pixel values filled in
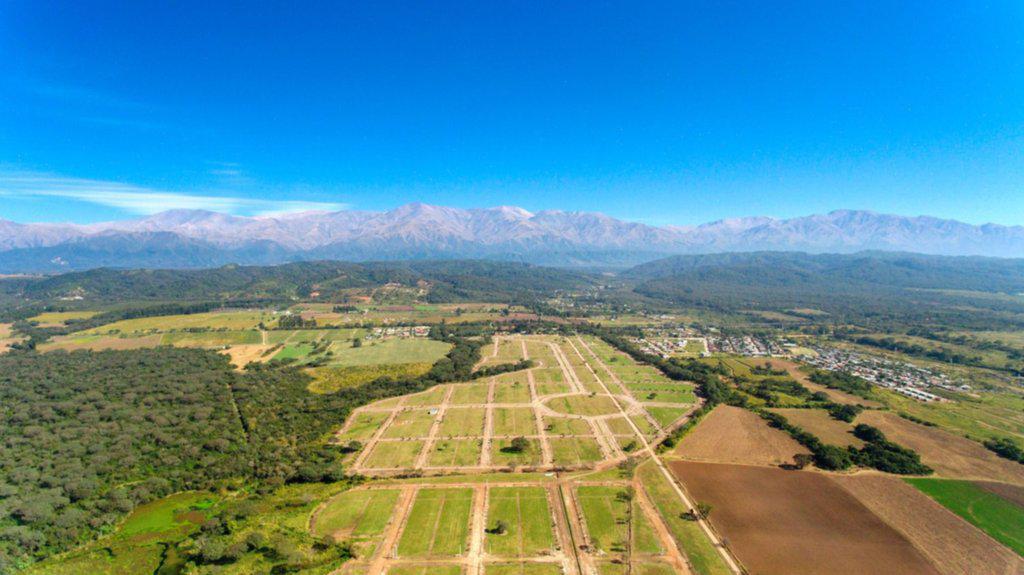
left=550, top=437, right=603, bottom=466
left=85, top=310, right=271, bottom=334
left=543, top=416, right=593, bottom=436
left=428, top=439, right=484, bottom=467
left=161, top=330, right=261, bottom=346
left=403, top=385, right=449, bottom=407
left=312, top=489, right=400, bottom=542
left=438, top=408, right=487, bottom=437
left=364, top=441, right=425, bottom=468
left=636, top=461, right=731, bottom=575
left=485, top=563, right=564, bottom=575
left=492, top=381, right=533, bottom=404
left=396, top=488, right=474, bottom=557
left=491, top=438, right=543, bottom=467
left=492, top=408, right=537, bottom=436
left=383, top=409, right=437, bottom=438
left=450, top=383, right=492, bottom=404
left=905, top=478, right=1024, bottom=555
left=576, top=486, right=661, bottom=555
left=327, top=338, right=452, bottom=367
left=545, top=395, right=620, bottom=416
left=388, top=565, right=463, bottom=575
left=336, top=411, right=392, bottom=444
left=644, top=406, right=687, bottom=428
left=308, top=362, right=433, bottom=393
left=484, top=486, right=556, bottom=557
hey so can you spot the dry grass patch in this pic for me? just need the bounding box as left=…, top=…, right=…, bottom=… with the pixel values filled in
left=769, top=408, right=863, bottom=447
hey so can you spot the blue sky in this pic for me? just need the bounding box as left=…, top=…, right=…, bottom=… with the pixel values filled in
left=1, top=1, right=1023, bottom=225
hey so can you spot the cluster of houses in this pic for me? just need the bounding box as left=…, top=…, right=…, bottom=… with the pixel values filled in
left=366, top=325, right=431, bottom=340
left=708, top=335, right=787, bottom=357
left=804, top=346, right=969, bottom=402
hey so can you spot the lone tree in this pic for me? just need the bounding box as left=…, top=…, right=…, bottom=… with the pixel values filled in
left=352, top=337, right=362, bottom=348
left=488, top=519, right=509, bottom=535
left=684, top=502, right=713, bottom=521
left=509, top=436, right=530, bottom=453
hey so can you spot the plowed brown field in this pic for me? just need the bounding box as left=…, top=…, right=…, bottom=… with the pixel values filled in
left=670, top=461, right=940, bottom=575
left=674, top=405, right=809, bottom=466
left=835, top=474, right=1022, bottom=575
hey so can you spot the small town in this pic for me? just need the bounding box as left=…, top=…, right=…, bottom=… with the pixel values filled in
left=803, top=346, right=969, bottom=402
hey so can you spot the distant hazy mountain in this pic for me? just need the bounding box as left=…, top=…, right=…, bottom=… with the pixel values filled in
left=1, top=203, right=1022, bottom=272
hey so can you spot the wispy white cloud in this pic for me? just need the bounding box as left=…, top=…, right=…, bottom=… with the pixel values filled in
left=0, top=171, right=348, bottom=216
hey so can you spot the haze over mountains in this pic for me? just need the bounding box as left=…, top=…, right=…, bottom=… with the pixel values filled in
left=1, top=203, right=1023, bottom=272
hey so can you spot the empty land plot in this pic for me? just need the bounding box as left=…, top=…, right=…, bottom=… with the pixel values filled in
left=313, top=489, right=400, bottom=545
left=438, top=408, right=486, bottom=437
left=597, top=563, right=675, bottom=575
left=363, top=441, right=425, bottom=469
left=675, top=405, right=809, bottom=466
left=484, top=486, right=556, bottom=557
left=628, top=415, right=658, bottom=438
left=643, top=406, right=687, bottom=429
left=856, top=410, right=1024, bottom=484
left=605, top=417, right=637, bottom=436
left=403, top=385, right=449, bottom=407
left=273, top=343, right=314, bottom=361
left=29, top=311, right=98, bottom=326
left=491, top=439, right=543, bottom=467
left=309, top=363, right=433, bottom=394
left=835, top=475, right=1023, bottom=575
left=396, top=488, right=473, bottom=558
left=449, top=383, right=491, bottom=405
left=387, top=565, right=462, bottom=575
left=492, top=382, right=533, bottom=404
left=636, top=462, right=731, bottom=575
left=492, top=408, right=538, bottom=436
left=543, top=416, right=593, bottom=436
left=40, top=334, right=163, bottom=352
left=383, top=410, right=437, bottom=438
left=549, top=437, right=604, bottom=466
left=628, top=384, right=695, bottom=404
left=524, top=340, right=558, bottom=367
left=769, top=408, right=864, bottom=447
left=86, top=311, right=269, bottom=334
left=485, top=564, right=563, bottom=575
left=161, top=330, right=261, bottom=347
left=544, top=395, right=620, bottom=417
left=577, top=486, right=661, bottom=555
left=428, top=439, right=484, bottom=467
left=905, top=478, right=1024, bottom=556
left=328, top=338, right=452, bottom=367
left=337, top=411, right=391, bottom=443
left=670, top=461, right=939, bottom=575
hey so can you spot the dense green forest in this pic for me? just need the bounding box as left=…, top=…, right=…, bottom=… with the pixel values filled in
left=0, top=323, right=505, bottom=571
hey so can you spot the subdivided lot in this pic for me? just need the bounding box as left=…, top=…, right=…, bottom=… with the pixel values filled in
left=674, top=405, right=809, bottom=466
left=364, top=441, right=425, bottom=469
left=492, top=408, right=538, bottom=436
left=544, top=395, right=620, bottom=416
left=478, top=338, right=527, bottom=367
left=492, top=381, right=533, bottom=404
left=337, top=411, right=391, bottom=443
left=768, top=408, right=864, bottom=447
left=644, top=406, right=688, bottom=429
left=576, top=486, right=662, bottom=556
left=856, top=410, right=1024, bottom=484
left=449, top=383, right=492, bottom=404
left=327, top=338, right=453, bottom=367
left=438, top=408, right=486, bottom=437
left=626, top=384, right=695, bottom=404
left=388, top=565, right=462, bottom=575
left=396, top=488, right=474, bottom=558
left=524, top=340, right=558, bottom=367
left=428, top=439, right=483, bottom=467
left=312, top=489, right=400, bottom=551
left=484, top=486, right=556, bottom=557
left=491, top=438, right=543, bottom=467
left=596, top=563, right=675, bottom=575
left=486, top=564, right=563, bottom=575
left=383, top=409, right=437, bottom=438
left=403, top=385, right=449, bottom=407
left=543, top=416, right=593, bottom=436
left=550, top=437, right=604, bottom=466
left=835, top=475, right=1023, bottom=575
left=905, top=478, right=1024, bottom=556
left=670, top=461, right=940, bottom=575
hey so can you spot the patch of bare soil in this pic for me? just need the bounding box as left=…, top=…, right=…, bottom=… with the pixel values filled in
left=835, top=474, right=1022, bottom=575
left=674, top=405, right=809, bottom=466
left=974, top=480, right=1024, bottom=508
left=857, top=410, right=1024, bottom=485
left=670, top=461, right=940, bottom=575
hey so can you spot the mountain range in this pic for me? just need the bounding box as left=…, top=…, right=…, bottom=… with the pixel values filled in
left=1, top=203, right=1022, bottom=272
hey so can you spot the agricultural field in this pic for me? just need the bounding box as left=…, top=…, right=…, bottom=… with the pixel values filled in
left=674, top=405, right=809, bottom=466
left=670, top=461, right=940, bottom=575
left=28, top=310, right=99, bottom=326
left=905, top=478, right=1024, bottom=556
left=327, top=337, right=453, bottom=367
left=83, top=310, right=272, bottom=334
left=309, top=362, right=434, bottom=393
left=855, top=410, right=1024, bottom=484
left=768, top=408, right=864, bottom=447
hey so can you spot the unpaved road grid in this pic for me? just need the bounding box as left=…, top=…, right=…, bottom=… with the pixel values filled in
left=322, top=335, right=740, bottom=574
